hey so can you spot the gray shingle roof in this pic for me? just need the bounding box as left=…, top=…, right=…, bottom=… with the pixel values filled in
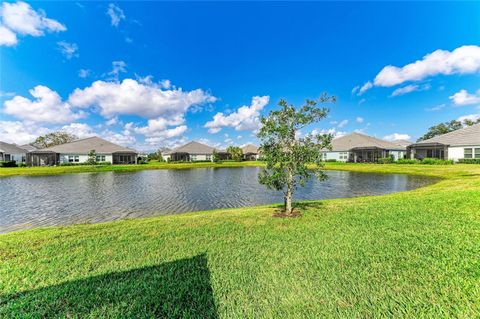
left=164, top=141, right=227, bottom=155
left=392, top=139, right=412, bottom=147
left=0, top=141, right=28, bottom=154
left=20, top=144, right=38, bottom=151
left=34, top=136, right=137, bottom=154
left=242, top=144, right=259, bottom=154
left=412, top=123, right=480, bottom=147
left=327, top=133, right=406, bottom=151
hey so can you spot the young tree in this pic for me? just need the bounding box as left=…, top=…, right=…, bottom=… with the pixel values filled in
left=34, top=132, right=78, bottom=149
left=212, top=150, right=220, bottom=163
left=226, top=146, right=243, bottom=161
left=257, top=96, right=335, bottom=215
left=87, top=150, right=97, bottom=164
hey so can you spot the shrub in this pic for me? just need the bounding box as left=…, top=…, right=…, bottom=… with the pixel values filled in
left=377, top=157, right=394, bottom=164
left=396, top=159, right=420, bottom=164
left=458, top=158, right=480, bottom=164
left=325, top=159, right=337, bottom=162
left=421, top=158, right=454, bottom=165
left=0, top=161, right=17, bottom=167
left=59, top=161, right=112, bottom=166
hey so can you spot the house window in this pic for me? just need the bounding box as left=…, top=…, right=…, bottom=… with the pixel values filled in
left=96, top=155, right=106, bottom=162
left=464, top=148, right=473, bottom=159
left=475, top=148, right=480, bottom=159
left=206, top=155, right=211, bottom=161
left=68, top=155, right=74, bottom=162
left=190, top=155, right=197, bottom=161
left=339, top=152, right=348, bottom=160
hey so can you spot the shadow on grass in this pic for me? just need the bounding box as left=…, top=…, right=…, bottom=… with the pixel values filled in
left=294, top=201, right=324, bottom=211
left=0, top=253, right=218, bottom=318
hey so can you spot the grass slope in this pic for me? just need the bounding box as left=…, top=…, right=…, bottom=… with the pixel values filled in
left=1, top=164, right=479, bottom=318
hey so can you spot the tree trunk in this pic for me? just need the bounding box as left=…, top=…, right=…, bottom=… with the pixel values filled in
left=285, top=168, right=293, bottom=214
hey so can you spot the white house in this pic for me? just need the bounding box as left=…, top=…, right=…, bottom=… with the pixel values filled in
left=242, top=144, right=260, bottom=160
left=0, top=141, right=27, bottom=164
left=162, top=141, right=229, bottom=162
left=408, top=123, right=480, bottom=162
left=26, top=136, right=138, bottom=166
left=322, top=132, right=408, bottom=162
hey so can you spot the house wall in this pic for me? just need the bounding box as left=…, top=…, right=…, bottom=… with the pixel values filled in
left=59, top=154, right=113, bottom=163
left=188, top=154, right=212, bottom=161
left=6, top=153, right=26, bottom=164
left=389, top=150, right=406, bottom=161
left=448, top=146, right=480, bottom=161
left=162, top=154, right=171, bottom=161
left=322, top=151, right=350, bottom=162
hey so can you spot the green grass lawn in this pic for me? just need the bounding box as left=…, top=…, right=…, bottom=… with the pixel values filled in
left=1, top=164, right=479, bottom=318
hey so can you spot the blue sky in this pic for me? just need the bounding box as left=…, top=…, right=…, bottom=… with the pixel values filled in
left=1, top=1, right=479, bottom=151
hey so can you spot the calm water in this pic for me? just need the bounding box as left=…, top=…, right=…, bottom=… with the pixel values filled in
left=0, top=167, right=437, bottom=233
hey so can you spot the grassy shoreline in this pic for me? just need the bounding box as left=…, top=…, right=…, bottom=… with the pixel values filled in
left=1, top=164, right=479, bottom=317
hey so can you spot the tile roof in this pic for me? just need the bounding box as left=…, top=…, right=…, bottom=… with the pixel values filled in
left=412, top=123, right=480, bottom=146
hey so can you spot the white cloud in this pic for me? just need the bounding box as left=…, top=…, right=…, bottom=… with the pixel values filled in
left=449, top=89, right=480, bottom=106
left=0, top=25, right=17, bottom=46
left=102, top=129, right=136, bottom=147
left=3, top=85, right=85, bottom=124
left=106, top=3, right=125, bottom=27
left=131, top=116, right=188, bottom=145
left=337, top=119, right=349, bottom=128
left=78, top=69, right=90, bottom=78
left=390, top=83, right=431, bottom=97
left=351, top=85, right=359, bottom=95
left=383, top=133, right=411, bottom=141
left=356, top=81, right=372, bottom=96
left=457, top=114, right=480, bottom=123
left=61, top=123, right=95, bottom=139
left=0, top=1, right=66, bottom=46
left=0, top=120, right=50, bottom=145
left=204, top=96, right=269, bottom=133
left=356, top=117, right=364, bottom=123
left=425, top=104, right=446, bottom=112
left=57, top=41, right=79, bottom=59
left=358, top=98, right=366, bottom=105
left=68, top=78, right=216, bottom=119
left=374, top=45, right=480, bottom=87
left=311, top=128, right=346, bottom=138
left=107, top=60, right=127, bottom=81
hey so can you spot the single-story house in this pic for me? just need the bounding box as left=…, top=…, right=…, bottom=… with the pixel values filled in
left=242, top=144, right=260, bottom=160
left=162, top=141, right=228, bottom=161
left=322, top=132, right=407, bottom=162
left=0, top=141, right=27, bottom=164
left=26, top=136, right=138, bottom=166
left=408, top=123, right=480, bottom=161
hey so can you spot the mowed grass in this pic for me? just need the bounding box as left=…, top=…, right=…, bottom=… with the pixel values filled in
left=1, top=164, right=480, bottom=318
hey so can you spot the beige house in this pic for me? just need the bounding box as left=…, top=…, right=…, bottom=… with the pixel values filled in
left=162, top=141, right=228, bottom=162
left=322, top=132, right=407, bottom=162
left=408, top=123, right=480, bottom=161
left=242, top=144, right=260, bottom=160
left=27, top=136, right=138, bottom=166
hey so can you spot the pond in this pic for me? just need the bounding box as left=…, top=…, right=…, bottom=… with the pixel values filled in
left=0, top=167, right=437, bottom=233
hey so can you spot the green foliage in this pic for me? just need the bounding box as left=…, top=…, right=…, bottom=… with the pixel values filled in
left=212, top=150, right=220, bottom=163
left=324, top=159, right=337, bottom=162
left=396, top=159, right=420, bottom=164
left=458, top=158, right=480, bottom=164
left=257, top=95, right=335, bottom=214
left=86, top=150, right=97, bottom=165
left=0, top=160, right=18, bottom=167
left=33, top=131, right=78, bottom=149
left=377, top=157, right=394, bottom=164
left=420, top=158, right=454, bottom=165
left=59, top=161, right=112, bottom=166
left=226, top=146, right=243, bottom=161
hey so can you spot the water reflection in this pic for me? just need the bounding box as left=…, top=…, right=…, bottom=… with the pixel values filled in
left=0, top=167, right=437, bottom=233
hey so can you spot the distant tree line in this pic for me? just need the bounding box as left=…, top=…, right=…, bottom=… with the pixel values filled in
left=417, top=118, right=480, bottom=142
